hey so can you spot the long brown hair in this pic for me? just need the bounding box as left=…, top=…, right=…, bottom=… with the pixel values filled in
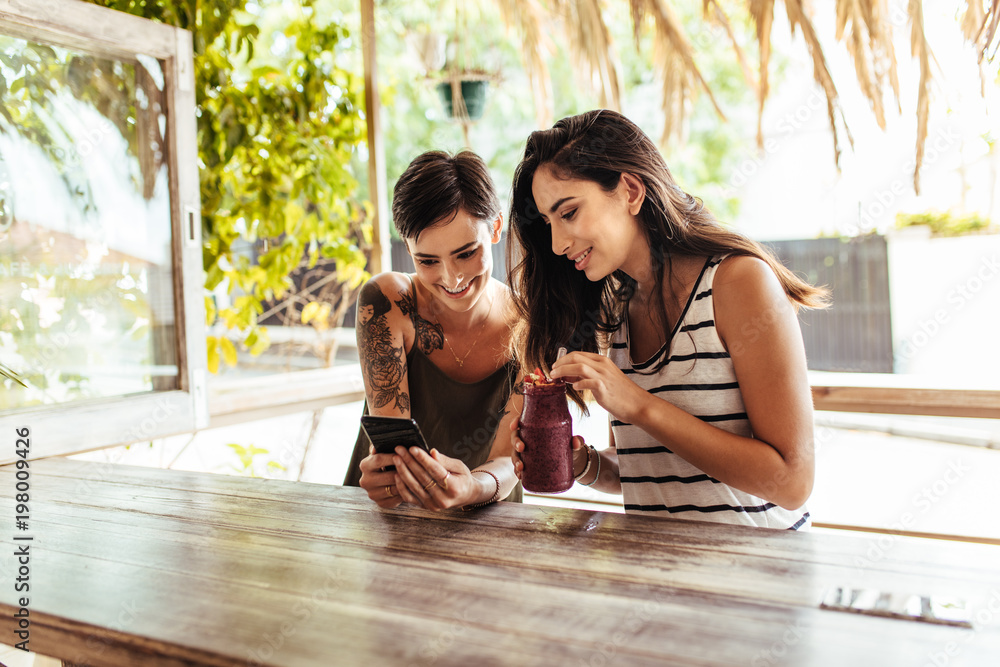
left=507, top=110, right=828, bottom=407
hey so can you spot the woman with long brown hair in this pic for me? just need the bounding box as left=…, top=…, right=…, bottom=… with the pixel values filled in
left=508, top=110, right=828, bottom=529
left=344, top=150, right=521, bottom=511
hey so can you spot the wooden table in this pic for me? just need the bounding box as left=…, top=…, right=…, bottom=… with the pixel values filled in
left=2, top=459, right=999, bottom=666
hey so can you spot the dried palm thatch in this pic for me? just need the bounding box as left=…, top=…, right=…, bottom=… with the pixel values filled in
left=556, top=0, right=623, bottom=112
left=704, top=0, right=759, bottom=99
left=785, top=0, right=853, bottom=166
left=630, top=0, right=726, bottom=145
left=909, top=0, right=931, bottom=194
left=962, top=0, right=1000, bottom=101
left=962, top=0, right=987, bottom=96
left=495, top=0, right=554, bottom=129
left=835, top=0, right=900, bottom=129
left=748, top=0, right=774, bottom=150
left=964, top=0, right=987, bottom=44
left=966, top=0, right=1000, bottom=64
left=491, top=0, right=996, bottom=195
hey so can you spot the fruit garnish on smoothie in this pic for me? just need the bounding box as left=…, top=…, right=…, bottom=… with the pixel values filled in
left=523, top=367, right=561, bottom=386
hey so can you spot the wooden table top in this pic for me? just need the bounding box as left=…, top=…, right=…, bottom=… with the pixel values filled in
left=1, top=458, right=998, bottom=666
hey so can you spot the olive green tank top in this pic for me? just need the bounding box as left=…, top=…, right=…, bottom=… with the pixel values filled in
left=343, top=279, right=521, bottom=502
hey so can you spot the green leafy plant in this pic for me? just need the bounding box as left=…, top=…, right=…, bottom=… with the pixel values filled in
left=85, top=1, right=370, bottom=372
left=895, top=210, right=994, bottom=237
left=226, top=442, right=287, bottom=478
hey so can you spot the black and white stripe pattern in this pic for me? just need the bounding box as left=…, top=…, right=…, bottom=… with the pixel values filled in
left=608, top=255, right=810, bottom=530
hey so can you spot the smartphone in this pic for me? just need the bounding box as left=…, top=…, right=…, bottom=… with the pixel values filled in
left=360, top=415, right=432, bottom=456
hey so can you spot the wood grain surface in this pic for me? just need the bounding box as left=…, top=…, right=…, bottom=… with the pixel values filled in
left=1, top=459, right=998, bottom=666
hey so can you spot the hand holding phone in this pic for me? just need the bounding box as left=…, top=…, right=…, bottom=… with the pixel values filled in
left=360, top=416, right=431, bottom=456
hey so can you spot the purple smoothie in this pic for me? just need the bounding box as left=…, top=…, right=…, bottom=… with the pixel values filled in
left=520, top=381, right=574, bottom=493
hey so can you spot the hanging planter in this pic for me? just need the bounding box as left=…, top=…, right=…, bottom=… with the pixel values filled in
left=419, top=3, right=502, bottom=145
left=406, top=30, right=447, bottom=74
left=436, top=75, right=490, bottom=121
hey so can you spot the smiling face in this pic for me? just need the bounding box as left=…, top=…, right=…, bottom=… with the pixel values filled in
left=405, top=208, right=502, bottom=313
left=530, top=164, right=649, bottom=282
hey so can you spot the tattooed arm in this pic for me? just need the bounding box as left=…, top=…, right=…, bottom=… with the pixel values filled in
left=394, top=289, right=443, bottom=356
left=356, top=275, right=411, bottom=416
left=356, top=274, right=414, bottom=508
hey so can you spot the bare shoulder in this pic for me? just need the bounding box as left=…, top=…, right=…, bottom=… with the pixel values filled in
left=361, top=272, right=411, bottom=301
left=713, top=255, right=792, bottom=336
left=714, top=255, right=786, bottom=303
left=357, top=272, right=414, bottom=335
left=360, top=272, right=417, bottom=310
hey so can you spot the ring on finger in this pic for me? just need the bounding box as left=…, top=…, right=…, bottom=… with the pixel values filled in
left=423, top=479, right=437, bottom=490
left=441, top=471, right=451, bottom=490
left=385, top=485, right=395, bottom=498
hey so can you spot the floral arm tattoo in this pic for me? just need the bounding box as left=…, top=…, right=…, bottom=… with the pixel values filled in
left=357, top=282, right=410, bottom=412
left=395, top=290, right=444, bottom=356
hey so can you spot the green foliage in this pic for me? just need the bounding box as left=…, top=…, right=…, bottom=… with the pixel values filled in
left=0, top=40, right=103, bottom=213
left=895, top=210, right=994, bottom=237
left=85, top=1, right=370, bottom=369
left=226, top=442, right=287, bottom=477
left=0, top=262, right=152, bottom=407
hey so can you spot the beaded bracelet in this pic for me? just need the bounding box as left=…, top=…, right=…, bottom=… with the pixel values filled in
left=580, top=448, right=601, bottom=487
left=574, top=443, right=595, bottom=481
left=462, top=469, right=501, bottom=511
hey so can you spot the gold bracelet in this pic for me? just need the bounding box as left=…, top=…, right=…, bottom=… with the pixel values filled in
left=462, top=469, right=501, bottom=511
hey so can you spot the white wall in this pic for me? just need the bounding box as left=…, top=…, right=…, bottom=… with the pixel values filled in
left=888, top=230, right=1000, bottom=387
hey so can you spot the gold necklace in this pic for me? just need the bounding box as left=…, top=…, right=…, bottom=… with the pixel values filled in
left=440, top=292, right=494, bottom=367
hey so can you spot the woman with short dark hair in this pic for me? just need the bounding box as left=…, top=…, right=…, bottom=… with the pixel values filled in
left=344, top=150, right=521, bottom=510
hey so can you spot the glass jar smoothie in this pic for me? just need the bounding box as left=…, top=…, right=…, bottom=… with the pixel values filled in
left=520, top=380, right=574, bottom=493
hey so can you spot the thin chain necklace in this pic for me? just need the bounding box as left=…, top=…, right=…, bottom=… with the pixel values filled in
left=439, top=291, right=494, bottom=367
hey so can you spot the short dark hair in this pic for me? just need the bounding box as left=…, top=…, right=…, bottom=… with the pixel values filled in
left=392, top=150, right=500, bottom=240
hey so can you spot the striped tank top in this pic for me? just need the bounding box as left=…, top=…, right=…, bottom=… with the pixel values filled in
left=607, top=255, right=810, bottom=530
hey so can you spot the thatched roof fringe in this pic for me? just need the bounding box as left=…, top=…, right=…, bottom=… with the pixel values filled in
left=784, top=0, right=850, bottom=166
left=836, top=0, right=886, bottom=129
left=985, top=3, right=1000, bottom=60
left=490, top=0, right=992, bottom=194
left=749, top=0, right=775, bottom=149
left=866, top=0, right=902, bottom=113
left=495, top=0, right=554, bottom=129
left=909, top=0, right=932, bottom=194
left=964, top=0, right=1000, bottom=64
left=631, top=0, right=726, bottom=144
left=705, top=0, right=759, bottom=100
left=557, top=0, right=623, bottom=111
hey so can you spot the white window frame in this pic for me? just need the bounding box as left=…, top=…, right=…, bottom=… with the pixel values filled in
left=0, top=0, right=207, bottom=462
